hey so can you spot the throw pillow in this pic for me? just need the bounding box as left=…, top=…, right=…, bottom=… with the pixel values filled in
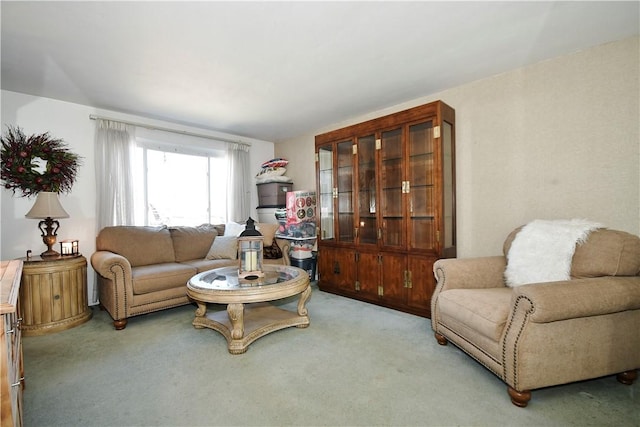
left=206, top=235, right=238, bottom=260
left=224, top=222, right=245, bottom=237
left=263, top=239, right=283, bottom=259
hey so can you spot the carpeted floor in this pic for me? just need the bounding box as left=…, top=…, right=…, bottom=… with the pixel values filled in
left=22, top=283, right=639, bottom=426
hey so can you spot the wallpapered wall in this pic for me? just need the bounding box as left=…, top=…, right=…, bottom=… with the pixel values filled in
left=1, top=37, right=638, bottom=302
left=276, top=36, right=640, bottom=258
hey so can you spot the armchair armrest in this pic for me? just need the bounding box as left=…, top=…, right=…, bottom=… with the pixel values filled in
left=512, top=276, right=640, bottom=323
left=433, top=256, right=507, bottom=292
left=276, top=238, right=291, bottom=265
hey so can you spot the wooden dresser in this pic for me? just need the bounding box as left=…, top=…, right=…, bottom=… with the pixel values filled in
left=1, top=260, right=24, bottom=427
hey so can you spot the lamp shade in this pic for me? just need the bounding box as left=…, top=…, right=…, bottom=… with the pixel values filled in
left=25, top=192, right=69, bottom=219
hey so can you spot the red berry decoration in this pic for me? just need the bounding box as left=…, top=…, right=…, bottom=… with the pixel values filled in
left=0, top=126, right=81, bottom=197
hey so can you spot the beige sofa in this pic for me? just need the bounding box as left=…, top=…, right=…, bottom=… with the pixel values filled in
left=91, top=223, right=290, bottom=330
left=431, top=227, right=640, bottom=407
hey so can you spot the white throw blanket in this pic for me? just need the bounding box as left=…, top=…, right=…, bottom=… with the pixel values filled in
left=505, top=219, right=603, bottom=287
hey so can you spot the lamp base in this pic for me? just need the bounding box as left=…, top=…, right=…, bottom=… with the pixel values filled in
left=40, top=249, right=61, bottom=258
left=38, top=217, right=61, bottom=258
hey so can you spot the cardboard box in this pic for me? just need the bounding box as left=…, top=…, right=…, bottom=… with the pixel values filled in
left=286, top=191, right=316, bottom=223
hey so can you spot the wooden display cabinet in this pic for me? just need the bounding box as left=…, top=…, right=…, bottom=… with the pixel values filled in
left=315, top=100, right=456, bottom=317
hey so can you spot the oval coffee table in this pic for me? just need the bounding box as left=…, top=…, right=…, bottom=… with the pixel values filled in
left=187, top=265, right=311, bottom=354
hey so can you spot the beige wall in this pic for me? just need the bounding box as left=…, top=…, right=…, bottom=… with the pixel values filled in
left=276, top=36, right=640, bottom=257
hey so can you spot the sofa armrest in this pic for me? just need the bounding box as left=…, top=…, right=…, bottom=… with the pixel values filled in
left=91, top=251, right=131, bottom=279
left=512, top=276, right=640, bottom=323
left=90, top=251, right=133, bottom=321
left=433, top=256, right=507, bottom=292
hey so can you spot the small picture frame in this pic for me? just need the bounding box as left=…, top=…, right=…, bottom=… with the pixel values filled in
left=60, top=239, right=79, bottom=256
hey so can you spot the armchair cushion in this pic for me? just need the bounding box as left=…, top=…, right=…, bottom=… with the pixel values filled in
left=504, top=219, right=603, bottom=287
left=504, top=227, right=640, bottom=279
left=438, top=287, right=511, bottom=341
left=570, top=229, right=640, bottom=277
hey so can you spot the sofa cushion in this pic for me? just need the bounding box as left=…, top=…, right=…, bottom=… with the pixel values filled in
left=181, top=258, right=237, bottom=273
left=96, top=226, right=175, bottom=267
left=169, top=224, right=218, bottom=262
left=206, top=235, right=238, bottom=259
left=438, top=288, right=512, bottom=342
left=131, top=263, right=196, bottom=294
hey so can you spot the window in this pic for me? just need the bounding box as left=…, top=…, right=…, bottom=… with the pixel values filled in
left=134, top=137, right=228, bottom=226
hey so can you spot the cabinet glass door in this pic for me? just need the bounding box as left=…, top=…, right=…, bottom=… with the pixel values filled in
left=318, top=145, right=334, bottom=241
left=442, top=120, right=456, bottom=255
left=408, top=121, right=435, bottom=251
left=357, top=134, right=377, bottom=245
left=337, top=140, right=355, bottom=243
left=380, top=128, right=405, bottom=248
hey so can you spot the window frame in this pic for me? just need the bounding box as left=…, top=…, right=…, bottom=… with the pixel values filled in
left=134, top=135, right=228, bottom=226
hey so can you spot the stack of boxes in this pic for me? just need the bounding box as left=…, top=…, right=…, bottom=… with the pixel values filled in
left=276, top=190, right=317, bottom=279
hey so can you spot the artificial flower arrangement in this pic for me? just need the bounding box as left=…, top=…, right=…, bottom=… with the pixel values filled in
left=0, top=126, right=81, bottom=197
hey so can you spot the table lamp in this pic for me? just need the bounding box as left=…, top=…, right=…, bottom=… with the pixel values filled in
left=25, top=192, right=69, bottom=258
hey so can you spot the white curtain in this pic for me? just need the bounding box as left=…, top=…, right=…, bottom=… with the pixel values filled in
left=94, top=120, right=136, bottom=230
left=226, top=143, right=251, bottom=223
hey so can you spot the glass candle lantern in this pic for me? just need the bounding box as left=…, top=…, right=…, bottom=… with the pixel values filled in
left=238, top=217, right=264, bottom=279
left=60, top=239, right=79, bottom=256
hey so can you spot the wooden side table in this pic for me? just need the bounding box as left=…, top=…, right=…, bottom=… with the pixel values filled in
left=18, top=254, right=92, bottom=336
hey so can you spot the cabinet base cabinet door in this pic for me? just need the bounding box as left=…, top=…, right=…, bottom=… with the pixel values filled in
left=379, top=252, right=407, bottom=307
left=318, top=247, right=356, bottom=294
left=355, top=252, right=380, bottom=300
left=406, top=256, right=437, bottom=316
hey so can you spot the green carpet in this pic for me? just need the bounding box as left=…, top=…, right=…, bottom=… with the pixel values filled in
left=22, top=284, right=639, bottom=426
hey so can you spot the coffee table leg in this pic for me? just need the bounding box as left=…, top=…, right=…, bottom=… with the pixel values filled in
left=227, top=303, right=245, bottom=339
left=297, top=285, right=312, bottom=317
left=193, top=302, right=207, bottom=329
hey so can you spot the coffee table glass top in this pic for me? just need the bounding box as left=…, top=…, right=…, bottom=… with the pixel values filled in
left=189, top=265, right=301, bottom=291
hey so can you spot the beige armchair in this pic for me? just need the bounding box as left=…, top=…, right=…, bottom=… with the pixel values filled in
left=431, top=226, right=640, bottom=407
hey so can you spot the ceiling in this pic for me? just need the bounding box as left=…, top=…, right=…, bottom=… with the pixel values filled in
left=2, top=1, right=638, bottom=143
